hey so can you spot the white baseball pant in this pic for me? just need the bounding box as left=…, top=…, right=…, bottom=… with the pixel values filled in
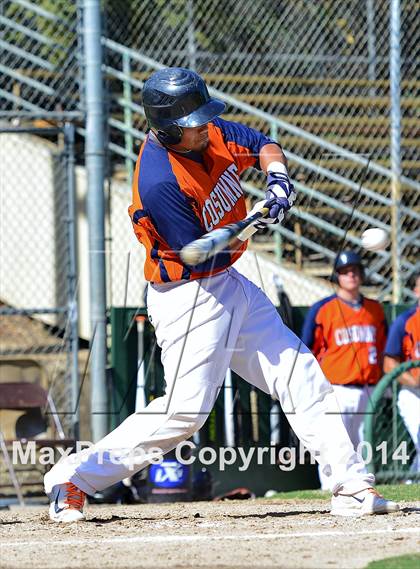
left=398, top=386, right=420, bottom=473
left=318, top=384, right=372, bottom=490
left=45, top=267, right=372, bottom=495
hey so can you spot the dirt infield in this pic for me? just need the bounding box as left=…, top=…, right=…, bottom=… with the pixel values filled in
left=1, top=500, right=419, bottom=569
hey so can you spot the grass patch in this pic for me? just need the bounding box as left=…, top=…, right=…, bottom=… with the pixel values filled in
left=263, top=484, right=419, bottom=502
left=264, top=489, right=330, bottom=500
left=365, top=554, right=420, bottom=569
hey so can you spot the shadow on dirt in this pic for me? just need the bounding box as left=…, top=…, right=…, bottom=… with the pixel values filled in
left=87, top=514, right=191, bottom=525
left=400, top=507, right=420, bottom=514
left=226, top=509, right=329, bottom=519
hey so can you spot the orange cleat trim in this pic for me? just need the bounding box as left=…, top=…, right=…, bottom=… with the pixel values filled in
left=366, top=487, right=383, bottom=498
left=64, top=482, right=85, bottom=510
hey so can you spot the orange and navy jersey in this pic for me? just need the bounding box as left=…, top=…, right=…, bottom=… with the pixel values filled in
left=128, top=118, right=275, bottom=283
left=301, top=294, right=387, bottom=385
left=384, top=306, right=420, bottom=379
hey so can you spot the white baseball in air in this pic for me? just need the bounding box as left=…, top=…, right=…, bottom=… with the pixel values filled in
left=361, top=228, right=389, bottom=251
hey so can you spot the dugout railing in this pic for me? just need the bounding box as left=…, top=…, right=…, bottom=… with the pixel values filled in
left=363, top=359, right=420, bottom=484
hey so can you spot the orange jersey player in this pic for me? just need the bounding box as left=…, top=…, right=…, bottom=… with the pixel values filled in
left=384, top=275, right=420, bottom=384
left=302, top=251, right=387, bottom=489
left=128, top=117, right=267, bottom=283
left=302, top=268, right=387, bottom=387
left=384, top=275, right=420, bottom=474
left=44, top=68, right=398, bottom=521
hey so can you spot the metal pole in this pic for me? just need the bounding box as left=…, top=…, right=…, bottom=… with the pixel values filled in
left=224, top=369, right=235, bottom=447
left=274, top=231, right=282, bottom=264
left=389, top=0, right=402, bottom=304
left=83, top=0, right=108, bottom=440
left=64, top=122, right=80, bottom=439
left=187, top=0, right=196, bottom=70
left=0, top=432, right=25, bottom=506
left=366, top=0, right=377, bottom=97
left=270, top=400, right=281, bottom=446
left=122, top=52, right=134, bottom=183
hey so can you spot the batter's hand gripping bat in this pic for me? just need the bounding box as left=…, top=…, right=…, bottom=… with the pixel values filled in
left=180, top=207, right=269, bottom=266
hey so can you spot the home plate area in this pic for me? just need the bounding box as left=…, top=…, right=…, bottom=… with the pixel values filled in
left=1, top=500, right=419, bottom=569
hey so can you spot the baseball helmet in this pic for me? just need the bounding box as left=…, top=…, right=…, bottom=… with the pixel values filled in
left=333, top=251, right=364, bottom=281
left=142, top=67, right=226, bottom=145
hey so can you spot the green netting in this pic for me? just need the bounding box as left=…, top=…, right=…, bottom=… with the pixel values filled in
left=364, top=360, right=420, bottom=483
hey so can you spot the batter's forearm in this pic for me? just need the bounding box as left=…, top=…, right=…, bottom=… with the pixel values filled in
left=259, top=143, right=288, bottom=174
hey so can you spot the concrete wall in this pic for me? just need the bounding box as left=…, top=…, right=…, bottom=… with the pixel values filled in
left=0, top=133, right=59, bottom=323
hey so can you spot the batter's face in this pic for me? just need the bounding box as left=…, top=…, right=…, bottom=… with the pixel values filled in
left=337, top=264, right=362, bottom=293
left=177, top=124, right=210, bottom=152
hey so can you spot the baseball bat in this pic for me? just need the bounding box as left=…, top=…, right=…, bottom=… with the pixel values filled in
left=180, top=207, right=269, bottom=266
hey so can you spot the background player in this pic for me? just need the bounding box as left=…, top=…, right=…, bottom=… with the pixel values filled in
left=384, top=275, right=420, bottom=474
left=301, top=252, right=387, bottom=489
left=44, top=68, right=398, bottom=521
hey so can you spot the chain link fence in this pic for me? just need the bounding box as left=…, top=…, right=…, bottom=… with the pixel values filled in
left=0, top=125, right=79, bottom=437
left=2, top=1, right=418, bottom=301
left=104, top=0, right=419, bottom=171
left=104, top=0, right=419, bottom=300
left=0, top=0, right=83, bottom=114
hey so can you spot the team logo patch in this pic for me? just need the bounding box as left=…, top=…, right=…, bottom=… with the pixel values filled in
left=202, top=164, right=243, bottom=232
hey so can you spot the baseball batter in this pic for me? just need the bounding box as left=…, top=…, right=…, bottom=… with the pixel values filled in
left=44, top=68, right=398, bottom=521
left=384, top=275, right=420, bottom=473
left=301, top=252, right=387, bottom=489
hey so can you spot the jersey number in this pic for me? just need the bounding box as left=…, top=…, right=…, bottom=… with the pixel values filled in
left=368, top=346, right=377, bottom=364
